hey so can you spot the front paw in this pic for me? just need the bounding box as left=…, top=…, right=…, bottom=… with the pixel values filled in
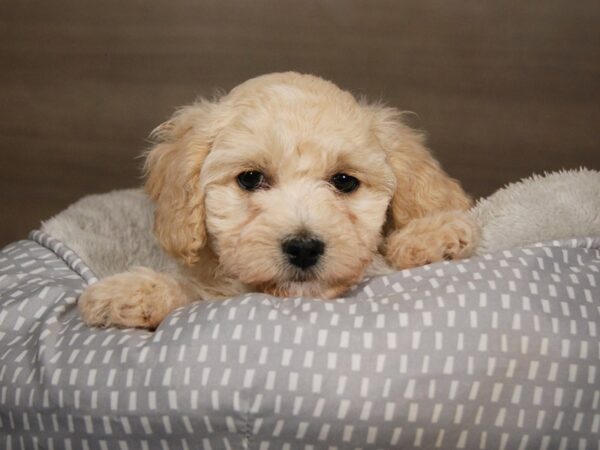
left=384, top=211, right=479, bottom=270
left=78, top=268, right=185, bottom=330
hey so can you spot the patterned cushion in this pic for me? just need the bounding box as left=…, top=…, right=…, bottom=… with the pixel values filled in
left=0, top=231, right=599, bottom=449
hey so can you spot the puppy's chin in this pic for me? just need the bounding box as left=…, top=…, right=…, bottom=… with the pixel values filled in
left=252, top=266, right=367, bottom=299
left=255, top=280, right=351, bottom=299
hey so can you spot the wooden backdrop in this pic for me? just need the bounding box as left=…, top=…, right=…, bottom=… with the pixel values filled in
left=1, top=0, right=598, bottom=246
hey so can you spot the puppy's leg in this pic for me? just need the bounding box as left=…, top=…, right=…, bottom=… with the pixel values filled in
left=384, top=210, right=479, bottom=270
left=78, top=267, right=198, bottom=329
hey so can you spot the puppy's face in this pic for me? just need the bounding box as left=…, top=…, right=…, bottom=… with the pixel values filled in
left=145, top=72, right=469, bottom=298
left=200, top=82, right=395, bottom=296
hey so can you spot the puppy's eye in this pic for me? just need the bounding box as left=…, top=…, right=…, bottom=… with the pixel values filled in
left=330, top=173, right=360, bottom=193
left=237, top=171, right=266, bottom=191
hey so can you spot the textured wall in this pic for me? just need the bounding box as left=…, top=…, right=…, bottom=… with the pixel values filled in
left=1, top=0, right=598, bottom=246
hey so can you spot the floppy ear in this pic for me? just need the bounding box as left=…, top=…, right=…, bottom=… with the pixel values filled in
left=372, top=106, right=472, bottom=229
left=144, top=101, right=216, bottom=266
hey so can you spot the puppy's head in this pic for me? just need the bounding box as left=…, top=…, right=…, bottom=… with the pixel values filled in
left=145, top=72, right=469, bottom=297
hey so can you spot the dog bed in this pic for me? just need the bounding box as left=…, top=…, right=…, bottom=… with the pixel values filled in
left=1, top=169, right=599, bottom=449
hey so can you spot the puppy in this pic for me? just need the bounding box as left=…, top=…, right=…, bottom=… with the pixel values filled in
left=79, top=72, right=478, bottom=329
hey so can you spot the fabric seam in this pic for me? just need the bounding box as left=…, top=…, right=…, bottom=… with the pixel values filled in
left=28, top=230, right=99, bottom=284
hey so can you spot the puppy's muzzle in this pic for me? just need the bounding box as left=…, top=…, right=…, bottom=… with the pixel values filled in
left=281, top=236, right=325, bottom=270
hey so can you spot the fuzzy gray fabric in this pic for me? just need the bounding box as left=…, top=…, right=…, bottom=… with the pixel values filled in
left=41, top=169, right=600, bottom=278
left=42, top=189, right=176, bottom=278
left=473, top=168, right=600, bottom=255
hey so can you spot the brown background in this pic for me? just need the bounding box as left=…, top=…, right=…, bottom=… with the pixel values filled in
left=1, top=0, right=599, bottom=247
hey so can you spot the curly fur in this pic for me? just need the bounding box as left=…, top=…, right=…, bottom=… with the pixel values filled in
left=78, top=72, right=475, bottom=329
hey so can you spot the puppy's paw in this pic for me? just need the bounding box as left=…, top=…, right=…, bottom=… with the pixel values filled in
left=78, top=268, right=187, bottom=330
left=384, top=210, right=479, bottom=270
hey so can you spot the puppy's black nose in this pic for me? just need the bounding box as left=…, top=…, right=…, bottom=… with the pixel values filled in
left=282, top=236, right=325, bottom=270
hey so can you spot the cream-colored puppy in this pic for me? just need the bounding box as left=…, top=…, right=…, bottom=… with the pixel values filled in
left=79, top=72, right=478, bottom=329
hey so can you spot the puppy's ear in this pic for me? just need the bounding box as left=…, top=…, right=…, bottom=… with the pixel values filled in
left=144, top=101, right=216, bottom=265
left=372, top=106, right=472, bottom=229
